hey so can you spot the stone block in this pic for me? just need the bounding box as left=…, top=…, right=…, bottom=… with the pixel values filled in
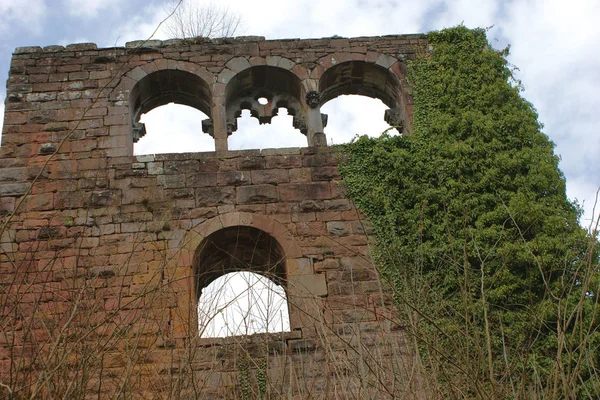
left=297, top=200, right=324, bottom=212
left=303, top=153, right=338, bottom=167
left=250, top=169, right=289, bottom=184
left=0, top=167, right=25, bottom=182
left=0, top=183, right=30, bottom=196
left=265, top=155, right=302, bottom=169
left=147, top=162, right=164, bottom=175
left=225, top=57, right=250, bottom=72
left=165, top=160, right=199, bottom=174
left=311, top=166, right=340, bottom=181
left=287, top=258, right=313, bottom=276
left=288, top=168, right=311, bottom=182
left=289, top=338, right=317, bottom=353
left=326, top=221, right=348, bottom=236
left=217, top=170, right=250, bottom=185
left=0, top=197, right=15, bottom=215
left=295, top=221, right=326, bottom=236
left=288, top=274, right=327, bottom=296
left=21, top=193, right=53, bottom=211
left=66, top=43, right=97, bottom=51
left=195, top=187, right=234, bottom=207
left=217, top=68, right=235, bottom=84
left=238, top=156, right=264, bottom=170
left=4, top=112, right=27, bottom=125
left=157, top=174, right=185, bottom=189
left=279, top=182, right=331, bottom=201
left=376, top=53, right=397, bottom=69
left=88, top=190, right=119, bottom=208
left=324, top=199, right=350, bottom=211
left=186, top=172, right=217, bottom=187
left=236, top=184, right=278, bottom=204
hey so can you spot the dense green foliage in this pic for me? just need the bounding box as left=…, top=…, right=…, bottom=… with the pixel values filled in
left=340, top=26, right=599, bottom=398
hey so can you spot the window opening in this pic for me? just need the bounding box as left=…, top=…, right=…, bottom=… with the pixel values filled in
left=228, top=108, right=307, bottom=150
left=318, top=61, right=406, bottom=144
left=225, top=66, right=307, bottom=150
left=321, top=95, right=395, bottom=145
left=194, top=226, right=290, bottom=338
left=129, top=69, right=212, bottom=155
left=197, top=271, right=290, bottom=338
left=134, top=103, right=215, bottom=155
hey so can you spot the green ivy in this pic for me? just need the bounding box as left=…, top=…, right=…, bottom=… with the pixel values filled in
left=340, top=26, right=598, bottom=398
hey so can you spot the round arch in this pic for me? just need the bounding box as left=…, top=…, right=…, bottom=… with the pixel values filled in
left=173, top=213, right=319, bottom=337
left=318, top=60, right=402, bottom=109
left=225, top=65, right=307, bottom=135
left=193, top=225, right=286, bottom=300
left=317, top=59, right=412, bottom=135
left=108, top=62, right=215, bottom=144
left=129, top=69, right=212, bottom=142
left=178, top=212, right=302, bottom=269
left=130, top=69, right=212, bottom=119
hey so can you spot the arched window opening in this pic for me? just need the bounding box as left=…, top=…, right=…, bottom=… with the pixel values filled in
left=194, top=225, right=290, bottom=338
left=134, top=103, right=215, bottom=155
left=228, top=108, right=307, bottom=150
left=321, top=95, right=395, bottom=145
left=129, top=69, right=213, bottom=154
left=197, top=271, right=289, bottom=338
left=318, top=61, right=407, bottom=143
left=225, top=66, right=308, bottom=149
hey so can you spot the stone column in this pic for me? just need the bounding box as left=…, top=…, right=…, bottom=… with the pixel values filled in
left=211, top=90, right=228, bottom=154
left=212, top=97, right=227, bottom=154
left=305, top=91, right=327, bottom=147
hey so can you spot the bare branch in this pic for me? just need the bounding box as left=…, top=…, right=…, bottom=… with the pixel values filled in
left=163, top=0, right=241, bottom=39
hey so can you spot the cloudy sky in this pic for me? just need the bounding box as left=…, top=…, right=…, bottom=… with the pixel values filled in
left=0, top=0, right=598, bottom=226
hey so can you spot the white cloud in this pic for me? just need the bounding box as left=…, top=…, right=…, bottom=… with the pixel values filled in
left=167, top=0, right=436, bottom=39
left=0, top=0, right=47, bottom=35
left=110, top=3, right=174, bottom=46
left=432, top=0, right=499, bottom=30
left=64, top=0, right=121, bottom=18
left=568, top=179, right=600, bottom=232
left=499, top=0, right=600, bottom=218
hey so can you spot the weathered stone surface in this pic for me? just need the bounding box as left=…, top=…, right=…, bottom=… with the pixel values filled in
left=279, top=182, right=332, bottom=201
left=217, top=170, right=250, bottom=185
left=236, top=184, right=278, bottom=203
left=195, top=187, right=234, bottom=206
left=0, top=182, right=30, bottom=196
left=89, top=190, right=119, bottom=208
left=326, top=221, right=349, bottom=236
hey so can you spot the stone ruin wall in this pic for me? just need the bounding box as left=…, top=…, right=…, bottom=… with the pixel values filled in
left=0, top=34, right=426, bottom=398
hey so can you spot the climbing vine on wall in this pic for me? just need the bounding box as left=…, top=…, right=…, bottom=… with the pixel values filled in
left=340, top=26, right=599, bottom=398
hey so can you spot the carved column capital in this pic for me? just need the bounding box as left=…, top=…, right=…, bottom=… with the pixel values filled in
left=384, top=108, right=405, bottom=133
left=132, top=122, right=146, bottom=143
left=306, top=91, right=320, bottom=109
left=202, top=118, right=214, bottom=137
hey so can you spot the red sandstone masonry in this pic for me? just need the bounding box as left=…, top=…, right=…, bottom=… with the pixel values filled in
left=0, top=35, right=425, bottom=398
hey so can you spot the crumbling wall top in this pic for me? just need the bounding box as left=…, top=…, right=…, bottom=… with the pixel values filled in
left=13, top=34, right=427, bottom=55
